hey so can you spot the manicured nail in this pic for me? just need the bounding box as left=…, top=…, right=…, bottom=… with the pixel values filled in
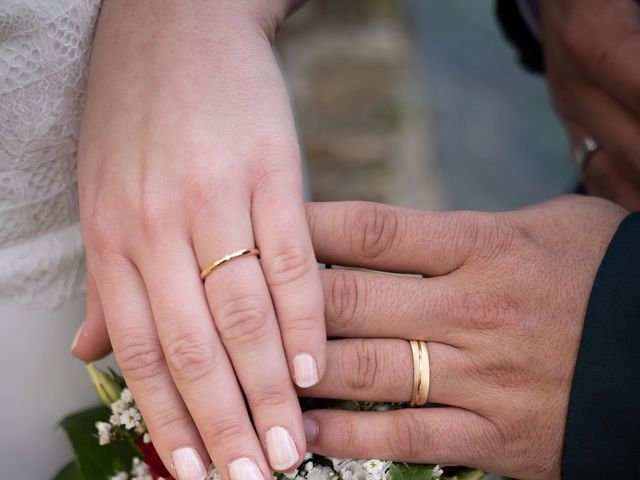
left=172, top=447, right=207, bottom=480
left=228, top=457, right=264, bottom=480
left=70, top=322, right=85, bottom=352
left=293, top=353, right=318, bottom=388
left=265, top=426, right=299, bottom=471
left=303, top=417, right=318, bottom=444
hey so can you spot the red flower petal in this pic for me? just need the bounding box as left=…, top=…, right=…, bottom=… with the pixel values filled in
left=135, top=438, right=175, bottom=480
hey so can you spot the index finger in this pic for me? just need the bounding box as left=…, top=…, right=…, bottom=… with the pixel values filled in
left=305, top=202, right=482, bottom=276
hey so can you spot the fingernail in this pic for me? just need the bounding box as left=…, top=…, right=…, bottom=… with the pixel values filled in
left=293, top=353, right=318, bottom=388
left=303, top=417, right=318, bottom=444
left=265, top=426, right=299, bottom=471
left=172, top=447, right=207, bottom=480
left=228, top=457, right=264, bottom=480
left=70, top=322, right=85, bottom=353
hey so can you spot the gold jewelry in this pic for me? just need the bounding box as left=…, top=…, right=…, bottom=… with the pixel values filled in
left=200, top=248, right=260, bottom=280
left=409, top=340, right=430, bottom=406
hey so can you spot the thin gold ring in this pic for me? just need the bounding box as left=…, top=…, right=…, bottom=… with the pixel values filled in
left=409, top=340, right=430, bottom=406
left=200, top=248, right=260, bottom=281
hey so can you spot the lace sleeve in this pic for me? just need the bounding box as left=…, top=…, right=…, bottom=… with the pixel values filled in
left=0, top=0, right=101, bottom=308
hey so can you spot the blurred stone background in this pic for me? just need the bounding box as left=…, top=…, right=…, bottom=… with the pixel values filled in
left=276, top=0, right=578, bottom=212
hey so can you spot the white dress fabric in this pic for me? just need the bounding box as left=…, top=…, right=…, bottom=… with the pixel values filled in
left=0, top=1, right=103, bottom=478
left=0, top=0, right=101, bottom=309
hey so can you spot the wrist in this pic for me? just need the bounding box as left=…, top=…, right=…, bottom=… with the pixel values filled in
left=218, top=0, right=307, bottom=42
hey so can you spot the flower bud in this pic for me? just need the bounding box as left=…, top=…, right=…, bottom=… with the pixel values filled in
left=86, top=363, right=122, bottom=406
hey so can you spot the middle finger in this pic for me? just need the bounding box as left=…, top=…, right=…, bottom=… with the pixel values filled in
left=320, top=268, right=463, bottom=344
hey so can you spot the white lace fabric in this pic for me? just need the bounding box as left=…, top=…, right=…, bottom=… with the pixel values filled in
left=0, top=0, right=101, bottom=308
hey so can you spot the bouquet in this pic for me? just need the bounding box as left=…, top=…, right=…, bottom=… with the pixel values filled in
left=53, top=364, right=484, bottom=480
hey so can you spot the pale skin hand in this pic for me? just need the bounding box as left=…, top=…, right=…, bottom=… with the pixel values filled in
left=71, top=1, right=323, bottom=478
left=298, top=197, right=626, bottom=480
left=541, top=0, right=640, bottom=210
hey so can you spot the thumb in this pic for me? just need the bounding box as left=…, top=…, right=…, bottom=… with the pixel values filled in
left=71, top=271, right=112, bottom=361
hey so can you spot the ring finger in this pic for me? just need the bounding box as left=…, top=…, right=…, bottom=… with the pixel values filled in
left=298, top=338, right=467, bottom=408
left=192, top=202, right=305, bottom=472
left=137, top=240, right=271, bottom=480
left=563, top=118, right=640, bottom=209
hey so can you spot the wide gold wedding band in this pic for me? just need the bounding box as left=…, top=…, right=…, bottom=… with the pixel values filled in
left=409, top=340, right=430, bottom=406
left=200, top=247, right=260, bottom=281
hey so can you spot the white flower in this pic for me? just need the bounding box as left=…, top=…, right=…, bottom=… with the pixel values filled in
left=373, top=404, right=392, bottom=411
left=206, top=467, right=222, bottom=480
left=110, top=473, right=128, bottom=480
left=135, top=422, right=147, bottom=435
left=363, top=460, right=391, bottom=480
left=96, top=421, right=111, bottom=435
left=110, top=413, right=122, bottom=426
left=120, top=407, right=142, bottom=430
left=284, top=469, right=299, bottom=479
left=130, top=457, right=153, bottom=480
left=306, top=466, right=336, bottom=480
left=120, top=388, right=133, bottom=404
left=111, top=398, right=128, bottom=415
left=142, top=432, right=151, bottom=444
left=331, top=459, right=369, bottom=480
left=431, top=465, right=443, bottom=479
left=95, top=421, right=112, bottom=446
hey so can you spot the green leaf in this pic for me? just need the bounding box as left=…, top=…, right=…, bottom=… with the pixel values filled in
left=446, top=470, right=484, bottom=480
left=58, top=406, right=140, bottom=480
left=53, top=462, right=83, bottom=480
left=389, top=463, right=437, bottom=480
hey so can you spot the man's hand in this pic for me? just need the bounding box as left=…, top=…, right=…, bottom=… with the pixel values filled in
left=541, top=0, right=640, bottom=210
left=298, top=196, right=626, bottom=479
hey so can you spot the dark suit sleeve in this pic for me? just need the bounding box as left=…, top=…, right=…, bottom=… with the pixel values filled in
left=562, top=212, right=640, bottom=478
left=495, top=0, right=545, bottom=74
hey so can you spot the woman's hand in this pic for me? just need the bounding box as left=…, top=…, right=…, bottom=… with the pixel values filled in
left=72, top=1, right=323, bottom=479
left=299, top=197, right=626, bottom=480
left=540, top=0, right=640, bottom=210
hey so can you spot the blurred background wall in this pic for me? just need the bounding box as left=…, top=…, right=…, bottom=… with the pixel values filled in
left=276, top=0, right=578, bottom=212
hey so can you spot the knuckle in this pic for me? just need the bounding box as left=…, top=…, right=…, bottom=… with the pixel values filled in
left=215, top=296, right=271, bottom=346
left=467, top=213, right=513, bottom=257
left=183, top=175, right=233, bottom=222
left=348, top=203, right=401, bottom=260
left=117, top=337, right=165, bottom=382
left=389, top=413, right=430, bottom=459
left=328, top=270, right=364, bottom=333
left=455, top=287, right=515, bottom=332
left=249, top=138, right=300, bottom=190
left=266, top=246, right=315, bottom=288
left=164, top=332, right=218, bottom=384
left=202, top=418, right=248, bottom=450
left=474, top=358, right=523, bottom=390
left=81, top=207, right=119, bottom=253
left=137, top=196, right=174, bottom=244
left=250, top=384, right=291, bottom=411
left=437, top=212, right=484, bottom=266
left=151, top=408, right=194, bottom=435
left=342, top=339, right=379, bottom=392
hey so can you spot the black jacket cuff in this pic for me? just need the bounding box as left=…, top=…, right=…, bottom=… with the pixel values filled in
left=495, top=0, right=544, bottom=74
left=562, top=212, right=640, bottom=478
